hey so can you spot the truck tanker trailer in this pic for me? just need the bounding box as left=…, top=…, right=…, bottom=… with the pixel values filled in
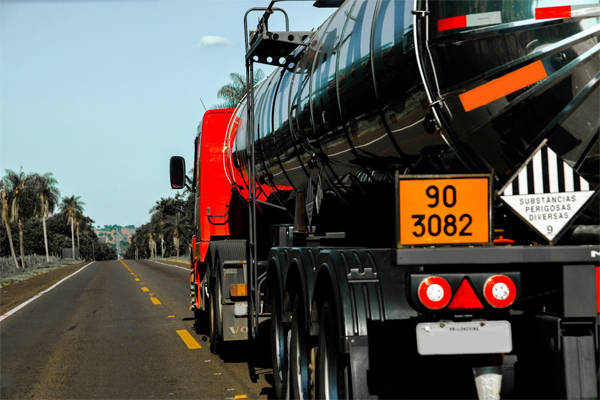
left=170, top=0, right=600, bottom=398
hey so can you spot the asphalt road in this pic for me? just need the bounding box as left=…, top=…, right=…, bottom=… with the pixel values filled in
left=0, top=259, right=274, bottom=399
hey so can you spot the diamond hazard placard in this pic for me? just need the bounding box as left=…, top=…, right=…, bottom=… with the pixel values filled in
left=499, top=144, right=596, bottom=243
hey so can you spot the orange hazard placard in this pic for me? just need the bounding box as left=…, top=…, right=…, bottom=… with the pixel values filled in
left=398, top=176, right=491, bottom=246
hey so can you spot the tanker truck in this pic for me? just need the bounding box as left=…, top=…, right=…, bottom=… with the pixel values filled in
left=169, top=0, right=600, bottom=398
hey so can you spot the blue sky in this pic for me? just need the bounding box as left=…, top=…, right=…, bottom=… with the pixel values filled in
left=0, top=0, right=333, bottom=228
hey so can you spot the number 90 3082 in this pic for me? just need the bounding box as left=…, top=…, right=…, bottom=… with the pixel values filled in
left=398, top=177, right=490, bottom=246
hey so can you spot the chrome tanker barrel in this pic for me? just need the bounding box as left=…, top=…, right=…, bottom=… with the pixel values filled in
left=227, top=0, right=451, bottom=194
left=227, top=0, right=598, bottom=223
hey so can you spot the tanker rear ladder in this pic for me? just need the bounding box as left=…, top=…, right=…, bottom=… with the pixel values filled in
left=243, top=1, right=314, bottom=339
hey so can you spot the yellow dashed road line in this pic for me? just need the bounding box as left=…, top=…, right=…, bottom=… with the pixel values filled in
left=176, top=330, right=201, bottom=349
left=121, top=259, right=164, bottom=314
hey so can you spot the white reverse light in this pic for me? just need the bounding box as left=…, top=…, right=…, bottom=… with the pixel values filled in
left=427, top=284, right=445, bottom=301
left=492, top=282, right=510, bottom=300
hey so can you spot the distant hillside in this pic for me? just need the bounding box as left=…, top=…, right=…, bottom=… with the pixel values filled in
left=94, top=225, right=136, bottom=256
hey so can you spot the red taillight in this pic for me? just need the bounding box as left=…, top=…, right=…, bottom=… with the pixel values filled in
left=493, top=235, right=514, bottom=245
left=418, top=276, right=452, bottom=310
left=483, top=275, right=517, bottom=308
left=448, top=279, right=484, bottom=309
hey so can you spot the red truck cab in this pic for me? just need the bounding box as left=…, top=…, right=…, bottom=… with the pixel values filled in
left=194, top=109, right=236, bottom=263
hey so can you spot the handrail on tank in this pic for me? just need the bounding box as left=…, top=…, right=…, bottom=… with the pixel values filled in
left=242, top=0, right=314, bottom=341
left=243, top=4, right=292, bottom=340
left=243, top=4, right=290, bottom=56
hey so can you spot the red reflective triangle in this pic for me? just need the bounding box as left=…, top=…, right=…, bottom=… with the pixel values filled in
left=448, top=279, right=484, bottom=309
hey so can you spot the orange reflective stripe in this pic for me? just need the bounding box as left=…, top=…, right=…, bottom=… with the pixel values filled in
left=535, top=4, right=600, bottom=19
left=459, top=60, right=548, bottom=112
left=596, top=266, right=599, bottom=313
left=438, top=11, right=502, bottom=32
left=438, top=15, right=467, bottom=32
left=535, top=5, right=572, bottom=19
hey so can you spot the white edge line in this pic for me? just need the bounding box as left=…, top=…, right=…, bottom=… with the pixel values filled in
left=0, top=261, right=96, bottom=322
left=151, top=260, right=190, bottom=271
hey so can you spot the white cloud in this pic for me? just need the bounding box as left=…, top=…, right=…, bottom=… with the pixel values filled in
left=197, top=35, right=233, bottom=48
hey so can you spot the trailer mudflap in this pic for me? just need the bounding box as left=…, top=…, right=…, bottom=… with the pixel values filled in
left=348, top=342, right=376, bottom=399
left=222, top=303, right=249, bottom=341
left=560, top=333, right=598, bottom=399
left=222, top=304, right=269, bottom=341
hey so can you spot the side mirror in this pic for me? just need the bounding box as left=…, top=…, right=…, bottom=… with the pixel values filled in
left=170, top=156, right=186, bottom=189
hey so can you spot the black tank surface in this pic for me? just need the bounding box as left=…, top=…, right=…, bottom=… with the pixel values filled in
left=418, top=0, right=599, bottom=189
left=228, top=0, right=599, bottom=229
left=229, top=0, right=449, bottom=192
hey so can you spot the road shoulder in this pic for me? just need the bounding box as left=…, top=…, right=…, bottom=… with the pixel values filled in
left=0, top=262, right=88, bottom=314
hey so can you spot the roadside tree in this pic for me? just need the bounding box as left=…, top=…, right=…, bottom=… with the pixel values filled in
left=214, top=70, right=265, bottom=109
left=0, top=181, right=19, bottom=269
left=163, top=213, right=189, bottom=258
left=31, top=172, right=61, bottom=262
left=3, top=169, right=36, bottom=268
left=59, top=195, right=85, bottom=259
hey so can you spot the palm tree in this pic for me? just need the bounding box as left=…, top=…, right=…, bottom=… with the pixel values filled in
left=214, top=70, right=265, bottom=109
left=75, top=212, right=84, bottom=257
left=0, top=181, right=19, bottom=269
left=149, top=207, right=166, bottom=258
left=163, top=213, right=188, bottom=258
left=153, top=218, right=164, bottom=258
left=148, top=232, right=156, bottom=258
left=3, top=169, right=35, bottom=268
left=131, top=235, right=139, bottom=260
left=32, top=172, right=61, bottom=262
left=158, top=229, right=164, bottom=257
left=59, top=195, right=85, bottom=259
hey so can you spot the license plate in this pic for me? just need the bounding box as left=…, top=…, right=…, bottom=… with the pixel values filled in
left=416, top=320, right=512, bottom=355
left=397, top=175, right=491, bottom=246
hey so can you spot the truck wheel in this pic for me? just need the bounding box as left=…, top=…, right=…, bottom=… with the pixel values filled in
left=208, top=280, right=219, bottom=354
left=270, top=285, right=288, bottom=399
left=194, top=307, right=208, bottom=335
left=317, top=301, right=350, bottom=400
left=209, top=272, right=223, bottom=354
left=193, top=275, right=208, bottom=335
left=290, top=295, right=309, bottom=400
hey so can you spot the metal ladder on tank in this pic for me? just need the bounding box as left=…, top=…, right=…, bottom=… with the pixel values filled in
left=243, top=2, right=313, bottom=341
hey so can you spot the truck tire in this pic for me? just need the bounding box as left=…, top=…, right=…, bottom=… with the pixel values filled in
left=317, top=301, right=350, bottom=400
left=194, top=307, right=208, bottom=335
left=193, top=270, right=208, bottom=335
left=270, top=284, right=288, bottom=399
left=290, top=295, right=309, bottom=400
left=209, top=271, right=223, bottom=354
left=208, top=241, right=246, bottom=355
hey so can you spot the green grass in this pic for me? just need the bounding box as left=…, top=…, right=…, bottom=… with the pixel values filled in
left=151, top=254, right=190, bottom=264
left=0, top=255, right=82, bottom=286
